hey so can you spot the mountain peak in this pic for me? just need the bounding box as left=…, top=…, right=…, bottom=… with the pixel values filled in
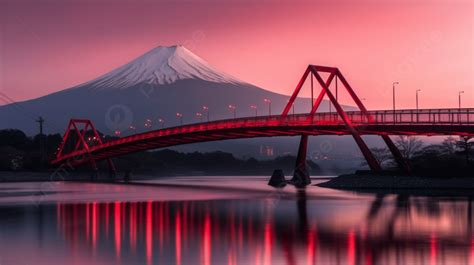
left=79, top=45, right=245, bottom=90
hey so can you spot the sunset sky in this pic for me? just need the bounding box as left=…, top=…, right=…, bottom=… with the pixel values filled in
left=0, top=0, right=472, bottom=110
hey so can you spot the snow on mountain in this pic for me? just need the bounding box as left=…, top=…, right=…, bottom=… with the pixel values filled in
left=79, top=45, right=245, bottom=90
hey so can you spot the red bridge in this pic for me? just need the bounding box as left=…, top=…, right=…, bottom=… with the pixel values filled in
left=51, top=65, right=474, bottom=186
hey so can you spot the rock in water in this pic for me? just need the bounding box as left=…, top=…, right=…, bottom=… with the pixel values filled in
left=268, top=169, right=287, bottom=187
left=290, top=167, right=311, bottom=187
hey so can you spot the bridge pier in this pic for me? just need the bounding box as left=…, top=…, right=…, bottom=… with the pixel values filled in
left=90, top=160, right=99, bottom=181
left=381, top=135, right=411, bottom=174
left=107, top=158, right=117, bottom=181
left=290, top=135, right=311, bottom=187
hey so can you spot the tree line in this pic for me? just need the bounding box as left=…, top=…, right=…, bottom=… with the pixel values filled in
left=369, top=136, right=474, bottom=176
left=0, top=129, right=321, bottom=176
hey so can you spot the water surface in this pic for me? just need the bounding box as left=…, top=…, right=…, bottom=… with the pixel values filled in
left=0, top=176, right=473, bottom=265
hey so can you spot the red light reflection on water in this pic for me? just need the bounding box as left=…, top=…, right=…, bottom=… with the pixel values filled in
left=53, top=197, right=474, bottom=265
left=176, top=210, right=181, bottom=265
left=146, top=201, right=153, bottom=265
left=348, top=230, right=356, bottom=265
left=203, top=213, right=211, bottom=265
left=263, top=223, right=272, bottom=265
left=307, top=229, right=315, bottom=265
left=470, top=237, right=474, bottom=265
left=92, top=202, right=98, bottom=250
left=431, top=234, right=437, bottom=265
left=114, top=201, right=121, bottom=258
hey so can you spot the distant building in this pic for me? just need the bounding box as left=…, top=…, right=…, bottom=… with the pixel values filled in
left=259, top=145, right=274, bottom=157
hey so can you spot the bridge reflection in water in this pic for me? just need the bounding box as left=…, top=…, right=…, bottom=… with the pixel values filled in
left=53, top=193, right=474, bottom=265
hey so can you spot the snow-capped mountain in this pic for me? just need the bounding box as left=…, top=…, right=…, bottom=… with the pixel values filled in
left=81, top=45, right=244, bottom=90
left=0, top=45, right=342, bottom=141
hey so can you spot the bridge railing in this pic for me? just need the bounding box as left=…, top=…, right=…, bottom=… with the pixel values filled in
left=104, top=108, right=474, bottom=147
left=287, top=108, right=474, bottom=125
left=363, top=108, right=473, bottom=125
left=165, top=108, right=474, bottom=134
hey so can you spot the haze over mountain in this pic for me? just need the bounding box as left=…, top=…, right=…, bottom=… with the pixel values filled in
left=0, top=45, right=342, bottom=136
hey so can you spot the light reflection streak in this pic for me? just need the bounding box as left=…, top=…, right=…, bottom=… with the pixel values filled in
left=203, top=212, right=211, bottom=265
left=431, top=234, right=437, bottom=265
left=92, top=201, right=97, bottom=250
left=51, top=196, right=474, bottom=265
left=114, top=201, right=121, bottom=258
left=176, top=209, right=181, bottom=265
left=146, top=201, right=153, bottom=265
left=263, top=223, right=271, bottom=265
left=347, top=230, right=355, bottom=265
left=307, top=229, right=315, bottom=265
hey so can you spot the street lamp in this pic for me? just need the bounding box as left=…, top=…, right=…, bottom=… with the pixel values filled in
left=176, top=112, right=183, bottom=125
left=264, top=98, right=272, bottom=116
left=416, top=89, right=421, bottom=111
left=459, top=91, right=464, bottom=109
left=228, top=104, right=236, bottom=119
left=196, top=112, right=203, bottom=122
left=392, top=81, right=399, bottom=122
left=158, top=118, right=165, bottom=129
left=202, top=105, right=210, bottom=122
left=250, top=105, right=258, bottom=117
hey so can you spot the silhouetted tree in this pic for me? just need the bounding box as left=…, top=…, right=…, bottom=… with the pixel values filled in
left=0, top=129, right=30, bottom=149
left=456, top=136, right=474, bottom=165
left=395, top=136, right=424, bottom=160
left=440, top=136, right=457, bottom=156
left=367, top=147, right=392, bottom=167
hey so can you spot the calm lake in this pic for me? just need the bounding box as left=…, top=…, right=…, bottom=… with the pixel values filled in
left=0, top=176, right=473, bottom=265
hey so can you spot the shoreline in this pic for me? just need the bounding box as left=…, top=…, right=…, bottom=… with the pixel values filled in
left=317, top=173, right=474, bottom=196
left=0, top=171, right=333, bottom=183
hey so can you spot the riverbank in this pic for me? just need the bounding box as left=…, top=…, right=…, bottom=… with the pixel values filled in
left=318, top=172, right=474, bottom=192
left=0, top=171, right=90, bottom=182
left=0, top=171, right=298, bottom=182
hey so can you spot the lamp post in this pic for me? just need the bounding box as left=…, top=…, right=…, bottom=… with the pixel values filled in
left=459, top=91, right=464, bottom=109
left=250, top=105, right=258, bottom=117
left=392, top=81, right=399, bottom=122
left=228, top=104, right=236, bottom=119
left=196, top=112, right=203, bottom=122
left=264, top=98, right=272, bottom=116
left=415, top=89, right=421, bottom=112
left=202, top=105, right=209, bottom=122
left=158, top=118, right=165, bottom=129
left=176, top=112, right=183, bottom=125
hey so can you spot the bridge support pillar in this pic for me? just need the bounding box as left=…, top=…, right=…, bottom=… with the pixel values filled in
left=90, top=160, right=99, bottom=181
left=107, top=158, right=117, bottom=181
left=290, top=135, right=311, bottom=187
left=381, top=135, right=411, bottom=174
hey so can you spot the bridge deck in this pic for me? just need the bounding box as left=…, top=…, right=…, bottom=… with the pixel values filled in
left=51, top=108, right=474, bottom=166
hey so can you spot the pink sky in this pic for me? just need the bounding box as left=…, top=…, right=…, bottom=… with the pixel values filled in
left=0, top=0, right=472, bottom=110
